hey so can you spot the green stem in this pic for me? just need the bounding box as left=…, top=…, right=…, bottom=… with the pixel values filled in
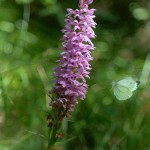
left=47, top=109, right=66, bottom=150
left=47, top=126, right=58, bottom=150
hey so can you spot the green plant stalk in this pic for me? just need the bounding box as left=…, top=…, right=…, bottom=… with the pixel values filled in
left=47, top=126, right=58, bottom=150
left=47, top=109, right=63, bottom=150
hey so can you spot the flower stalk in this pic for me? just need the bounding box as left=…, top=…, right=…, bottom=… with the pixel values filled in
left=47, top=0, right=96, bottom=149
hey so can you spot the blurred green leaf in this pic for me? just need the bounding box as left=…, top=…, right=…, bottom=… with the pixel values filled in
left=15, top=0, right=33, bottom=4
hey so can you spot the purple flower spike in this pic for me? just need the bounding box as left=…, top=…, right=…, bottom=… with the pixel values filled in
left=50, top=0, right=96, bottom=111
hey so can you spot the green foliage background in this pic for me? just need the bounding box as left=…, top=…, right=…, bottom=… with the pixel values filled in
left=0, top=0, right=150, bottom=149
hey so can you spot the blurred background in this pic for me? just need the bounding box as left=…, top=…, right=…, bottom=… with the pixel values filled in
left=0, top=0, right=150, bottom=149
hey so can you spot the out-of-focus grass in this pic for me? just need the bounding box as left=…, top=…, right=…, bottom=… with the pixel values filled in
left=0, top=0, right=150, bottom=150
